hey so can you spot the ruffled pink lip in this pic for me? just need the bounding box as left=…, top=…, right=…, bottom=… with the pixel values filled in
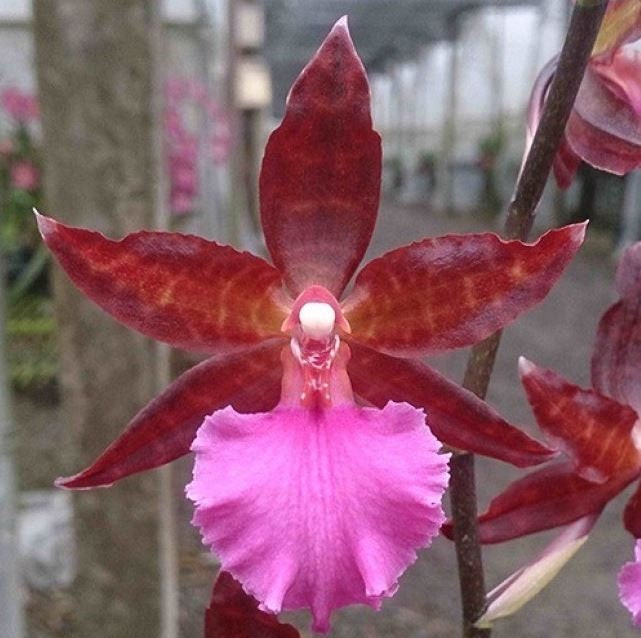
left=187, top=344, right=450, bottom=632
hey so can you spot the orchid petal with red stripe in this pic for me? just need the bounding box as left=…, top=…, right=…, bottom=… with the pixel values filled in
left=348, top=343, right=554, bottom=468
left=520, top=357, right=640, bottom=483
left=344, top=224, right=586, bottom=357
left=57, top=343, right=284, bottom=489
left=458, top=462, right=633, bottom=544
left=259, top=17, right=381, bottom=298
left=37, top=213, right=288, bottom=354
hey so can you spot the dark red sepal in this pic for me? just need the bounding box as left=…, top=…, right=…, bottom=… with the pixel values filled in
left=259, top=17, right=381, bottom=298
left=36, top=213, right=288, bottom=354
left=348, top=343, right=555, bottom=468
left=57, top=343, right=284, bottom=489
left=205, top=571, right=300, bottom=638
left=520, top=357, right=641, bottom=482
left=446, top=461, right=634, bottom=544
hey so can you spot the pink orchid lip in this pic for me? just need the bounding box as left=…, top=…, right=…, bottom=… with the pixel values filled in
left=187, top=340, right=450, bottom=633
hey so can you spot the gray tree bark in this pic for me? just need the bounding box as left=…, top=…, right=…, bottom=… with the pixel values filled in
left=33, top=2, right=164, bottom=636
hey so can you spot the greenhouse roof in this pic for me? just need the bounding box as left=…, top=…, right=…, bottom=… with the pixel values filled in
left=265, top=0, right=542, bottom=112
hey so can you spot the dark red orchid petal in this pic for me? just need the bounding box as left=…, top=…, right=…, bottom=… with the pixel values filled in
left=259, top=17, right=381, bottom=298
left=592, top=244, right=641, bottom=411
left=592, top=300, right=641, bottom=413
left=567, top=67, right=641, bottom=176
left=348, top=343, right=555, bottom=468
left=344, top=224, right=586, bottom=357
left=56, top=342, right=284, bottom=489
left=624, top=481, right=641, bottom=538
left=553, top=135, right=582, bottom=189
left=520, top=357, right=640, bottom=483
left=37, top=213, right=288, bottom=354
left=615, top=241, right=641, bottom=298
left=444, top=461, right=632, bottom=544
left=205, top=571, right=300, bottom=638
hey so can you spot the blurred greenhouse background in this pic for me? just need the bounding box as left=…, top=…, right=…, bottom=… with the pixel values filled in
left=1, top=0, right=639, bottom=637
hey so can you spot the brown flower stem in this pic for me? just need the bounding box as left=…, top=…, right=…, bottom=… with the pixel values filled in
left=449, top=2, right=609, bottom=637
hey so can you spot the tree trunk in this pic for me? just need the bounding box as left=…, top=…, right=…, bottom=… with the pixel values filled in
left=33, top=2, right=163, bottom=636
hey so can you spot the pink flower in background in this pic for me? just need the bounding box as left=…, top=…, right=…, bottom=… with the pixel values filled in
left=619, top=540, right=641, bottom=626
left=164, top=77, right=231, bottom=216
left=1, top=87, right=39, bottom=124
left=11, top=160, right=39, bottom=191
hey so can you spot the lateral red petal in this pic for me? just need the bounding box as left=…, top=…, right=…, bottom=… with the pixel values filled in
left=259, top=18, right=382, bottom=298
left=520, top=357, right=640, bottom=482
left=37, top=213, right=288, bottom=353
left=624, top=481, right=641, bottom=538
left=56, top=343, right=284, bottom=489
left=344, top=224, right=586, bottom=357
left=347, top=343, right=554, bottom=468
left=205, top=571, right=300, bottom=638
left=566, top=67, right=641, bottom=176
left=461, top=462, right=631, bottom=544
left=592, top=244, right=641, bottom=411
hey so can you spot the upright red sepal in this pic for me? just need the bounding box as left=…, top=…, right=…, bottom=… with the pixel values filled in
left=348, top=343, right=555, bottom=468
left=344, top=224, right=586, bottom=357
left=259, top=17, right=381, bottom=298
left=205, top=571, right=300, bottom=638
left=37, top=213, right=288, bottom=353
left=57, top=344, right=284, bottom=488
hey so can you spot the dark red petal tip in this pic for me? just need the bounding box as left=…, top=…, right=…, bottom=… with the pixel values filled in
left=260, top=17, right=381, bottom=298
left=205, top=571, right=300, bottom=638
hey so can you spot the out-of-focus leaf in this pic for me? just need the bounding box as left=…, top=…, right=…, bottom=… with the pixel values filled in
left=344, top=224, right=586, bottom=357
left=259, top=17, right=381, bottom=298
left=205, top=571, right=300, bottom=638
left=36, top=213, right=288, bottom=354
left=592, top=0, right=641, bottom=58
left=57, top=343, right=284, bottom=489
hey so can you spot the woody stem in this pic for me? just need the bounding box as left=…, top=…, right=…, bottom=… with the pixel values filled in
left=449, top=2, right=609, bottom=636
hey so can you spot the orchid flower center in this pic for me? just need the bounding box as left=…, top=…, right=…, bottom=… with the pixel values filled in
left=291, top=301, right=340, bottom=405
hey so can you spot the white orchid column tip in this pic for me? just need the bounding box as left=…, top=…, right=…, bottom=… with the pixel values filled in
left=299, top=302, right=336, bottom=340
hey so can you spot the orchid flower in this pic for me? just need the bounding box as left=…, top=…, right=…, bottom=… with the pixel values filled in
left=439, top=241, right=641, bottom=627
left=470, top=241, right=641, bottom=545
left=528, top=0, right=641, bottom=187
left=39, top=18, right=586, bottom=632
